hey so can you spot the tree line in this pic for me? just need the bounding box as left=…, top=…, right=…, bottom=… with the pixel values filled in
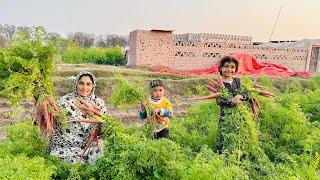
left=0, top=24, right=128, bottom=48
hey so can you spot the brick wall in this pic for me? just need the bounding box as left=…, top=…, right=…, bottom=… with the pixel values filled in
left=129, top=29, right=310, bottom=72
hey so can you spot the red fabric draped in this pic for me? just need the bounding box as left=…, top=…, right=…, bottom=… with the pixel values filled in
left=153, top=54, right=311, bottom=78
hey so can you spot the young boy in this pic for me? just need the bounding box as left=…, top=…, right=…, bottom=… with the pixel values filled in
left=140, top=79, right=173, bottom=139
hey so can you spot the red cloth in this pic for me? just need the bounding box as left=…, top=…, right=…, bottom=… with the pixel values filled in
left=153, top=53, right=311, bottom=78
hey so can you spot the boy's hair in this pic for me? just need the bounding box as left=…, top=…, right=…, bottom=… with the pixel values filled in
left=218, top=56, right=239, bottom=75
left=150, top=79, right=164, bottom=89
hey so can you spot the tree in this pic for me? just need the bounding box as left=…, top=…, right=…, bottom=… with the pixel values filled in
left=67, top=32, right=95, bottom=48
left=0, top=35, right=8, bottom=47
left=0, top=24, right=16, bottom=39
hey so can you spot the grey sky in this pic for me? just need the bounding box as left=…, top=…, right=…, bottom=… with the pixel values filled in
left=1, top=0, right=319, bottom=41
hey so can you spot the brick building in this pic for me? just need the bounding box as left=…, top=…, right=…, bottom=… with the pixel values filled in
left=128, top=29, right=320, bottom=73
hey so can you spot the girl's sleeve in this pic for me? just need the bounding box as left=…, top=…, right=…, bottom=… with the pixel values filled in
left=236, top=78, right=249, bottom=101
left=240, top=92, right=249, bottom=101
left=216, top=97, right=233, bottom=108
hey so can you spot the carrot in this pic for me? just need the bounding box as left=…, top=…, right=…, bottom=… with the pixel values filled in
left=42, top=102, right=51, bottom=131
left=217, top=73, right=225, bottom=89
left=45, top=96, right=60, bottom=113
left=256, top=90, right=275, bottom=97
left=34, top=98, right=57, bottom=138
left=81, top=106, right=102, bottom=116
left=249, top=97, right=261, bottom=118
left=205, top=85, right=217, bottom=93
left=75, top=98, right=102, bottom=115
left=253, top=83, right=267, bottom=91
left=81, top=130, right=99, bottom=158
left=191, top=92, right=221, bottom=100
left=207, top=78, right=214, bottom=84
left=155, top=113, right=166, bottom=124
left=35, top=108, right=46, bottom=135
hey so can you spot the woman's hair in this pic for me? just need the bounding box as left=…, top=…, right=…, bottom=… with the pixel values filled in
left=78, top=74, right=94, bottom=84
left=218, top=56, right=239, bottom=75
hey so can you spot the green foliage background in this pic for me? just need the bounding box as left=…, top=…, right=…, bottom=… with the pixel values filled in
left=61, top=45, right=125, bottom=65
left=1, top=26, right=320, bottom=179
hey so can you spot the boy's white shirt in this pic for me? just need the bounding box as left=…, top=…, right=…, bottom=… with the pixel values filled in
left=149, top=97, right=166, bottom=116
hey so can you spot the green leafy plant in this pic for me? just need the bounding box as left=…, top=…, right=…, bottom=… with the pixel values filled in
left=0, top=26, right=67, bottom=139
left=0, top=154, right=54, bottom=179
left=108, top=75, right=146, bottom=108
left=1, top=121, right=46, bottom=157
left=61, top=45, right=125, bottom=65
left=195, top=85, right=210, bottom=96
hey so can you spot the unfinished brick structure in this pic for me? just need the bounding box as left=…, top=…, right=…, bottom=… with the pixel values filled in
left=128, top=29, right=320, bottom=73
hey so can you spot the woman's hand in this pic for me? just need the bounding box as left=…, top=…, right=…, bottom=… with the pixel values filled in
left=231, top=95, right=244, bottom=106
left=75, top=98, right=102, bottom=116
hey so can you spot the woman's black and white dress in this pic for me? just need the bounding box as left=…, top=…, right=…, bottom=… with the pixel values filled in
left=47, top=71, right=107, bottom=163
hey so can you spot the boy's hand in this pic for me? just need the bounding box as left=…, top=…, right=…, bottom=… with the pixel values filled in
left=153, top=108, right=161, bottom=115
left=155, top=113, right=165, bottom=124
left=231, top=95, right=244, bottom=106
left=140, top=100, right=147, bottom=111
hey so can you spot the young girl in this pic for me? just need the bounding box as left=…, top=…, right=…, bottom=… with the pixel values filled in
left=215, top=56, right=249, bottom=153
left=216, top=56, right=249, bottom=121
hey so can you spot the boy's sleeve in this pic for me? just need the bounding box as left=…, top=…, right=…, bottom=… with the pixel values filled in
left=139, top=109, right=147, bottom=119
left=160, top=99, right=173, bottom=118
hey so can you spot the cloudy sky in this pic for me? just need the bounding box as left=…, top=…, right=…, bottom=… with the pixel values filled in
left=1, top=0, right=319, bottom=41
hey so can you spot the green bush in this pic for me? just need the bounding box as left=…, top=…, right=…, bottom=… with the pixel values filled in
left=307, top=75, right=320, bottom=91
left=89, top=116, right=189, bottom=179
left=170, top=101, right=219, bottom=152
left=185, top=147, right=249, bottom=179
left=61, top=45, right=124, bottom=65
left=0, top=26, right=57, bottom=104
left=195, top=84, right=210, bottom=96
left=1, top=121, right=46, bottom=157
left=0, top=154, right=54, bottom=179
left=108, top=75, right=146, bottom=108
left=2, top=74, right=320, bottom=179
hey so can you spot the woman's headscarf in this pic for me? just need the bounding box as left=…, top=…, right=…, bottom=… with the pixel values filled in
left=74, top=71, right=97, bottom=100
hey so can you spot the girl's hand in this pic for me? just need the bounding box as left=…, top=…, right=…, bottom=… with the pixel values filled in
left=231, top=95, right=244, bottom=106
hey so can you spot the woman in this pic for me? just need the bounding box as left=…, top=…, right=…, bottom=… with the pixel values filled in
left=48, top=71, right=107, bottom=163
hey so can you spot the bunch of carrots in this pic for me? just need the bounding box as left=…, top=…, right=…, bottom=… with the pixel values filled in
left=71, top=98, right=105, bottom=158
left=194, top=73, right=275, bottom=117
left=141, top=100, right=166, bottom=139
left=33, top=91, right=62, bottom=139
